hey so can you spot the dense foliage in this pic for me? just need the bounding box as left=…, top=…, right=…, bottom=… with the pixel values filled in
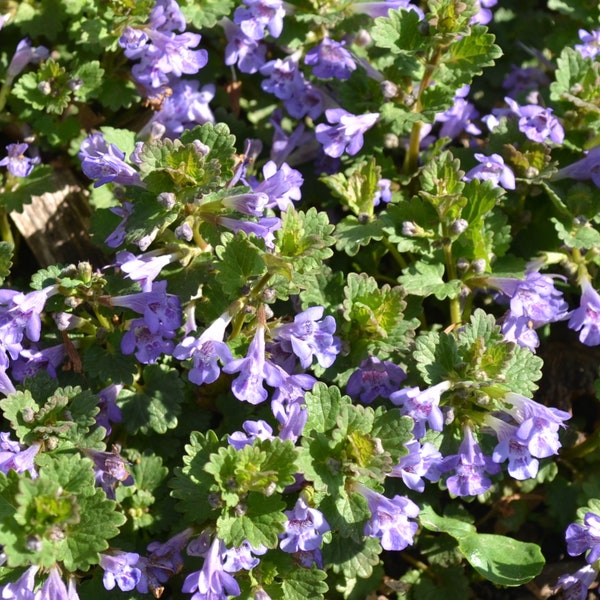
left=1, top=0, right=600, bottom=598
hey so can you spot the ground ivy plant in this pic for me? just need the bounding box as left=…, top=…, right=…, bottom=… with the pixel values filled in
left=1, top=0, right=600, bottom=598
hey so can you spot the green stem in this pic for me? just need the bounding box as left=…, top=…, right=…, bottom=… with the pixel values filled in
left=442, top=232, right=461, bottom=325
left=228, top=272, right=274, bottom=340
left=382, top=237, right=408, bottom=270
left=0, top=208, right=14, bottom=246
left=402, top=51, right=441, bottom=177
left=0, top=78, right=13, bottom=115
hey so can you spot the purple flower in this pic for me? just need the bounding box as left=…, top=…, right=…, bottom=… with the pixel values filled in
left=223, top=18, right=267, bottom=74
left=487, top=271, right=569, bottom=350
left=569, top=280, right=600, bottom=345
left=149, top=31, right=208, bottom=79
left=7, top=38, right=49, bottom=78
left=304, top=38, right=357, bottom=80
left=96, top=383, right=124, bottom=435
left=390, top=440, right=442, bottom=492
left=441, top=426, right=501, bottom=496
left=182, top=537, right=241, bottom=600
left=346, top=357, right=407, bottom=404
left=141, top=529, right=193, bottom=594
left=315, top=109, right=379, bottom=158
left=464, top=153, right=516, bottom=190
left=228, top=419, right=274, bottom=449
left=79, top=133, right=142, bottom=188
left=503, top=392, right=570, bottom=458
left=249, top=160, right=303, bottom=211
left=146, top=80, right=215, bottom=138
left=554, top=565, right=597, bottom=600
left=351, top=0, right=425, bottom=20
left=10, top=343, right=66, bottom=382
left=260, top=56, right=304, bottom=101
left=217, top=216, right=281, bottom=249
left=566, top=512, right=600, bottom=564
left=435, top=96, right=481, bottom=140
left=554, top=146, right=600, bottom=188
left=234, top=0, right=285, bottom=40
left=0, top=432, right=39, bottom=477
left=502, top=65, right=550, bottom=98
left=505, top=97, right=565, bottom=144
left=174, top=311, right=233, bottom=385
left=269, top=110, right=317, bottom=166
left=272, top=306, right=340, bottom=369
left=37, top=567, right=80, bottom=600
left=100, top=552, right=142, bottom=592
left=0, top=142, right=40, bottom=178
left=0, top=565, right=39, bottom=598
left=279, top=498, right=330, bottom=553
left=86, top=447, right=134, bottom=499
left=105, top=202, right=134, bottom=248
left=389, top=380, right=451, bottom=439
left=373, top=178, right=392, bottom=206
left=121, top=318, right=176, bottom=363
left=485, top=415, right=539, bottom=480
left=356, top=483, right=419, bottom=551
left=575, top=29, right=600, bottom=59
left=222, top=541, right=267, bottom=572
left=150, top=0, right=187, bottom=33
left=119, top=27, right=150, bottom=59
left=223, top=325, right=280, bottom=404
left=470, top=0, right=497, bottom=25
left=117, top=250, right=180, bottom=292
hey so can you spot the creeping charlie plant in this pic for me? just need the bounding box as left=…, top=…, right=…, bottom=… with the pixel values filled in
left=1, top=0, right=600, bottom=598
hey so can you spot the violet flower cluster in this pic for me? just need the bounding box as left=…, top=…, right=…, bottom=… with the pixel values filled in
left=486, top=271, right=569, bottom=350
left=0, top=142, right=40, bottom=178
left=118, top=0, right=213, bottom=136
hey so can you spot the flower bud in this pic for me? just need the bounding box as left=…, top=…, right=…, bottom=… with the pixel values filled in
left=37, top=80, right=52, bottom=95
left=451, top=218, right=469, bottom=235
left=381, top=80, right=398, bottom=99
left=402, top=221, right=418, bottom=236
left=471, top=258, right=487, bottom=274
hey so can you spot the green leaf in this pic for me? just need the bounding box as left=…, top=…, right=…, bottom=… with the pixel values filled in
left=318, top=490, right=370, bottom=538
left=320, top=158, right=382, bottom=217
left=280, top=564, right=329, bottom=600
left=217, top=493, right=286, bottom=548
left=82, top=340, right=137, bottom=386
left=214, top=233, right=267, bottom=297
left=550, top=47, right=600, bottom=111
left=419, top=504, right=476, bottom=538
left=371, top=407, right=413, bottom=462
left=436, top=25, right=503, bottom=89
left=420, top=506, right=544, bottom=586
left=502, top=344, right=543, bottom=396
left=62, top=489, right=126, bottom=571
left=398, top=261, right=462, bottom=300
left=370, top=8, right=425, bottom=76
left=341, top=272, right=418, bottom=357
left=0, top=242, right=13, bottom=284
left=0, top=165, right=55, bottom=213
left=458, top=533, right=544, bottom=586
left=12, top=59, right=72, bottom=114
left=303, top=383, right=351, bottom=435
left=275, top=207, right=335, bottom=275
left=413, top=330, right=460, bottom=384
left=334, top=215, right=386, bottom=256
left=418, top=150, right=466, bottom=221
left=73, top=61, right=105, bottom=101
left=182, top=0, right=235, bottom=29
left=170, top=430, right=222, bottom=524
left=324, top=534, right=381, bottom=579
left=205, top=439, right=298, bottom=505
left=117, top=364, right=184, bottom=434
